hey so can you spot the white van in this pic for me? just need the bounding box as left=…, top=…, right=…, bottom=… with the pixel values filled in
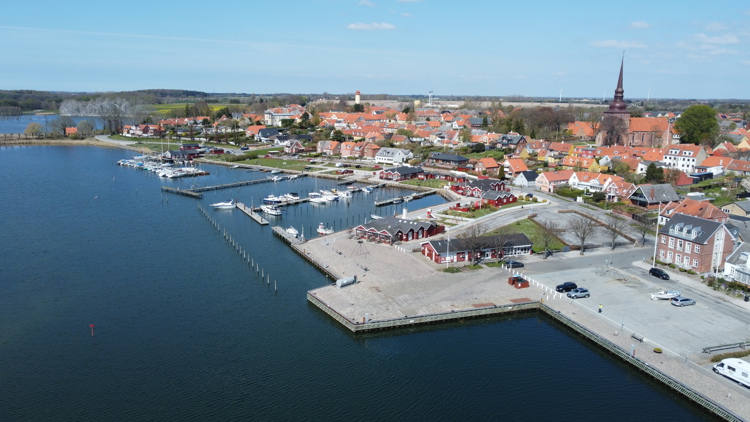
left=713, top=358, right=750, bottom=388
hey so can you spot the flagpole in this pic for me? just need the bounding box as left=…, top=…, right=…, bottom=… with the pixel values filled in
left=652, top=202, right=661, bottom=267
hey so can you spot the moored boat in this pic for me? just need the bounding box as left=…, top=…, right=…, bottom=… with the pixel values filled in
left=261, top=205, right=283, bottom=216
left=286, top=226, right=299, bottom=237
left=650, top=290, right=681, bottom=300
left=210, top=199, right=235, bottom=209
left=317, top=222, right=334, bottom=235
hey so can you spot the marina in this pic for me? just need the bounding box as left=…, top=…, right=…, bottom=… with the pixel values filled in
left=0, top=146, right=737, bottom=421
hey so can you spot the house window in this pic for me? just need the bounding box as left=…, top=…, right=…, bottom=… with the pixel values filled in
left=685, top=242, right=691, bottom=253
left=667, top=251, right=673, bottom=262
left=676, top=254, right=682, bottom=263
left=683, top=256, right=690, bottom=267
left=693, top=259, right=698, bottom=268
left=660, top=250, right=665, bottom=259
left=661, top=235, right=666, bottom=244
left=695, top=245, right=701, bottom=253
left=668, top=238, right=674, bottom=248
left=677, top=240, right=683, bottom=250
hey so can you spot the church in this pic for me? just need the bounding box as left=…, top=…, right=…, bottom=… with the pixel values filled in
left=595, top=58, right=675, bottom=148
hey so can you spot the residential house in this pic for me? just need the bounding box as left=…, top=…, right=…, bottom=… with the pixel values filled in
left=656, top=214, right=738, bottom=274
left=513, top=170, right=539, bottom=187
left=535, top=170, right=575, bottom=193
left=420, top=233, right=533, bottom=264
left=482, top=191, right=517, bottom=207
left=474, top=157, right=501, bottom=176
left=375, top=148, right=413, bottom=165
left=378, top=166, right=424, bottom=181
left=362, top=142, right=381, bottom=160
left=722, top=243, right=750, bottom=286
left=245, top=125, right=267, bottom=139
left=628, top=184, right=680, bottom=209
left=354, top=216, right=442, bottom=244
left=567, top=121, right=597, bottom=140
left=663, top=144, right=707, bottom=174
left=695, top=156, right=730, bottom=177
left=257, top=128, right=282, bottom=142
left=604, top=180, right=636, bottom=203
left=450, top=179, right=509, bottom=198
left=317, top=140, right=341, bottom=156
left=568, top=172, right=620, bottom=193
left=503, top=158, right=528, bottom=178
left=658, top=198, right=729, bottom=226
left=498, top=133, right=527, bottom=150
left=721, top=200, right=750, bottom=217
left=427, top=152, right=469, bottom=168
left=725, top=159, right=750, bottom=177
left=284, top=140, right=305, bottom=155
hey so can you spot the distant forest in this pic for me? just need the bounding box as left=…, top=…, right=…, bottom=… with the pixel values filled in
left=1, top=89, right=748, bottom=117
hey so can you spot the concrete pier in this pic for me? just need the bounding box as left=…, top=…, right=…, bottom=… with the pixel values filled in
left=299, top=234, right=749, bottom=420
left=236, top=202, right=268, bottom=225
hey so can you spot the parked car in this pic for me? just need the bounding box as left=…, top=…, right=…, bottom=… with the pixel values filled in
left=671, top=297, right=696, bottom=307
left=503, top=260, right=524, bottom=269
left=240, top=146, right=249, bottom=151
left=556, top=282, right=578, bottom=292
left=649, top=267, right=670, bottom=280
left=567, top=288, right=590, bottom=299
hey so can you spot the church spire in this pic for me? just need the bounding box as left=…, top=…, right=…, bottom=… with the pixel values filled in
left=604, top=54, right=629, bottom=117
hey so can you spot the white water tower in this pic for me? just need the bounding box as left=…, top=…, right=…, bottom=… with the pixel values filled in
left=355, top=90, right=361, bottom=105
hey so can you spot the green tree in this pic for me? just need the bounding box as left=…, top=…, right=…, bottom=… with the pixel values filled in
left=396, top=128, right=414, bottom=137
left=472, top=142, right=485, bottom=153
left=674, top=105, right=719, bottom=145
left=331, top=130, right=344, bottom=142
left=645, top=163, right=665, bottom=184
left=352, top=103, right=364, bottom=112
left=24, top=122, right=43, bottom=137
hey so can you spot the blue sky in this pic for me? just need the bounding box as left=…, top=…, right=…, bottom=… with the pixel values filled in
left=1, top=0, right=749, bottom=99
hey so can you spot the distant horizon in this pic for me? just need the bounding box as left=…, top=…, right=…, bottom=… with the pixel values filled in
left=5, top=88, right=748, bottom=104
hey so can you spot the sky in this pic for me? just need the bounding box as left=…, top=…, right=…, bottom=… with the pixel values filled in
left=1, top=0, right=749, bottom=99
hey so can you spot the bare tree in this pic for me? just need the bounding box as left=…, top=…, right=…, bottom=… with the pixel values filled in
left=569, top=214, right=599, bottom=254
left=458, top=223, right=486, bottom=263
left=632, top=218, right=654, bottom=247
left=603, top=214, right=628, bottom=250
left=538, top=218, right=560, bottom=257
left=599, top=115, right=628, bottom=146
left=490, top=224, right=513, bottom=261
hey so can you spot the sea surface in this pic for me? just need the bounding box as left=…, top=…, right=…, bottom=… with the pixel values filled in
left=0, top=146, right=717, bottom=421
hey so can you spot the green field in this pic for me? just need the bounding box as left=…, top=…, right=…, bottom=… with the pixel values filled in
left=401, top=179, right=450, bottom=188
left=491, top=219, right=566, bottom=253
left=146, top=103, right=233, bottom=116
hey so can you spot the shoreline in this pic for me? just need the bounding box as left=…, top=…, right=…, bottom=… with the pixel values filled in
left=0, top=137, right=152, bottom=153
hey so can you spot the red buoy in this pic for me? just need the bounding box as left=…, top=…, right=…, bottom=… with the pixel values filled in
left=90, top=324, right=95, bottom=336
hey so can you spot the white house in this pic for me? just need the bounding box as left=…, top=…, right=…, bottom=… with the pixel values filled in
left=375, top=148, right=414, bottom=165
left=663, top=144, right=706, bottom=174
left=512, top=170, right=538, bottom=187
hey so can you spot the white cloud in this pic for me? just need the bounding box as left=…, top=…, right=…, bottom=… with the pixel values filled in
left=705, top=21, right=728, bottom=31
left=347, top=22, right=396, bottom=30
left=402, top=12, right=411, bottom=18
left=693, top=33, right=738, bottom=45
left=629, top=21, right=650, bottom=29
left=590, top=40, right=646, bottom=49
left=358, top=0, right=375, bottom=6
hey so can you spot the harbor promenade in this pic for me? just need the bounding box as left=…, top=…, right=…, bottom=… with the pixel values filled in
left=303, top=233, right=750, bottom=420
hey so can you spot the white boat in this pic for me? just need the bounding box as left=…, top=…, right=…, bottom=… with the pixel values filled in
left=317, top=223, right=334, bottom=235
left=271, top=176, right=283, bottom=182
left=337, top=190, right=352, bottom=198
left=392, top=197, right=403, bottom=204
left=283, top=193, right=300, bottom=201
left=271, top=170, right=282, bottom=174
left=361, top=187, right=372, bottom=194
left=263, top=195, right=284, bottom=204
left=650, top=290, right=681, bottom=300
left=231, top=165, right=240, bottom=169
left=260, top=205, right=283, bottom=216
left=286, top=226, right=299, bottom=237
left=370, top=214, right=383, bottom=220
left=308, top=192, right=326, bottom=204
left=210, top=199, right=235, bottom=209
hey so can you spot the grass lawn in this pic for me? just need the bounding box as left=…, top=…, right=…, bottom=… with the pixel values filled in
left=442, top=267, right=462, bottom=273
left=147, top=103, right=231, bottom=115
left=491, top=219, right=566, bottom=253
left=401, top=179, right=450, bottom=188
left=465, top=264, right=483, bottom=270
left=463, top=150, right=505, bottom=160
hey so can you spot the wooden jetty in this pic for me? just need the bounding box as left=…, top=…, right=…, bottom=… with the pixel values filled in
left=236, top=202, right=268, bottom=225
left=191, top=177, right=279, bottom=192
left=272, top=226, right=305, bottom=245
left=160, top=186, right=203, bottom=198
left=374, top=189, right=437, bottom=207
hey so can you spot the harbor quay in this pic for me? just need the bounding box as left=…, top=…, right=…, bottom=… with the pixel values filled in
left=300, top=233, right=750, bottom=420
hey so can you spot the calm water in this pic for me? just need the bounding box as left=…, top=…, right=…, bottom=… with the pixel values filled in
left=0, top=146, right=717, bottom=421
left=0, top=115, right=103, bottom=134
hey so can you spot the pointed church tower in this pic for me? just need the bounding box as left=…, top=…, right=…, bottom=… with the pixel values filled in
left=603, top=57, right=630, bottom=119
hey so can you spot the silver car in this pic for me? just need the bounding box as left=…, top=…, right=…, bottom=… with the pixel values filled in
left=670, top=296, right=696, bottom=307
left=567, top=288, right=590, bottom=299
